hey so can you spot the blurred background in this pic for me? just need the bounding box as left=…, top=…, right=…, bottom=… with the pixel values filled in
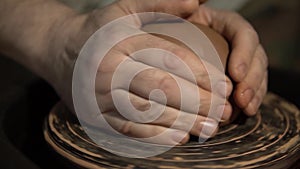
left=0, top=0, right=299, bottom=169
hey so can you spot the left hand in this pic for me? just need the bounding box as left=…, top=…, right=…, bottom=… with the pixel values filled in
left=188, top=5, right=268, bottom=116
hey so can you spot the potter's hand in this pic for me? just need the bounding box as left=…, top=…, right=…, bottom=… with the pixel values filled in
left=51, top=0, right=234, bottom=145
left=189, top=5, right=268, bottom=116
left=0, top=0, right=233, bottom=145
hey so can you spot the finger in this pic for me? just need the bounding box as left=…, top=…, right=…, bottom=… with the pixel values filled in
left=95, top=35, right=232, bottom=120
left=190, top=7, right=260, bottom=82
left=115, top=33, right=232, bottom=97
left=122, top=90, right=218, bottom=138
left=119, top=0, right=200, bottom=18
left=103, top=112, right=190, bottom=145
left=212, top=11, right=260, bottom=82
left=110, top=90, right=219, bottom=138
left=127, top=67, right=232, bottom=121
left=243, top=73, right=268, bottom=116
left=94, top=49, right=232, bottom=120
left=234, top=45, right=268, bottom=109
left=96, top=50, right=231, bottom=120
left=95, top=49, right=128, bottom=94
left=227, top=22, right=259, bottom=82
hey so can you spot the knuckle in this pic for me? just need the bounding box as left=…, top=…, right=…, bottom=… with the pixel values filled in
left=180, top=0, right=199, bottom=12
left=169, top=45, right=187, bottom=60
left=130, top=96, right=151, bottom=112
left=194, top=68, right=210, bottom=86
left=158, top=74, right=176, bottom=94
left=244, top=27, right=260, bottom=44
left=97, top=62, right=112, bottom=74
left=97, top=52, right=122, bottom=73
left=137, top=101, right=151, bottom=112
left=120, top=121, right=133, bottom=135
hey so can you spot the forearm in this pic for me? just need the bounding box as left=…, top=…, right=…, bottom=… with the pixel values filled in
left=0, top=0, right=84, bottom=83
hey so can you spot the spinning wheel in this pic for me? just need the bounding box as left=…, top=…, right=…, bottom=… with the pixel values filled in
left=44, top=93, right=300, bottom=168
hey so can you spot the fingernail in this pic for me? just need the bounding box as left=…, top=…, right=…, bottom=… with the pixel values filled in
left=172, top=131, right=187, bottom=143
left=237, top=63, right=247, bottom=80
left=241, top=88, right=255, bottom=105
left=199, top=120, right=218, bottom=138
left=252, top=97, right=260, bottom=112
left=245, top=96, right=260, bottom=116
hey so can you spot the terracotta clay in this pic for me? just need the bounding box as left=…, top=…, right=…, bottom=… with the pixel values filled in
left=142, top=22, right=229, bottom=67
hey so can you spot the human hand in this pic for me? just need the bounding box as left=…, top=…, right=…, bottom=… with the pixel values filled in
left=49, top=0, right=233, bottom=145
left=188, top=5, right=268, bottom=116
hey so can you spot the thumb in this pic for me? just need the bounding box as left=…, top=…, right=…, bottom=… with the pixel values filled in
left=118, top=0, right=201, bottom=18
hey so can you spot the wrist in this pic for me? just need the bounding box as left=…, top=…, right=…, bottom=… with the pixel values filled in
left=46, top=11, right=99, bottom=107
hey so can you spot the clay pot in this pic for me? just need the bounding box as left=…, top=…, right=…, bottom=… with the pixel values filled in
left=142, top=22, right=238, bottom=125
left=142, top=22, right=229, bottom=68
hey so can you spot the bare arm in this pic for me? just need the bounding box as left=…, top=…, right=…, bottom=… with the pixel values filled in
left=0, top=0, right=81, bottom=84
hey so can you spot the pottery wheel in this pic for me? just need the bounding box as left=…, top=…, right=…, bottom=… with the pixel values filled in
left=44, top=93, right=300, bottom=168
